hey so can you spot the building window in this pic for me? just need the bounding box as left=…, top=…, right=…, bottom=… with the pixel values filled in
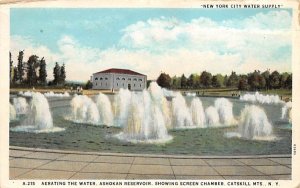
left=96, top=83, right=97, bottom=86
left=106, top=83, right=107, bottom=86
left=134, top=78, right=137, bottom=81
left=95, top=77, right=98, bottom=80
left=105, top=77, right=108, bottom=80
left=100, top=77, right=103, bottom=80
left=117, top=83, right=118, bottom=86
left=122, top=78, right=125, bottom=80
left=140, top=84, right=141, bottom=87
left=123, top=83, right=124, bottom=87
left=139, top=79, right=142, bottom=81
left=134, top=84, right=135, bottom=87
left=116, top=77, right=120, bottom=80
left=128, top=78, right=131, bottom=81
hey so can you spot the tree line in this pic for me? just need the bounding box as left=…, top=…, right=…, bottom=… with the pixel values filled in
left=10, top=51, right=66, bottom=87
left=156, top=70, right=292, bottom=91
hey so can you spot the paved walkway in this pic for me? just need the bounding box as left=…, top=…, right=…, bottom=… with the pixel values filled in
left=9, top=146, right=291, bottom=180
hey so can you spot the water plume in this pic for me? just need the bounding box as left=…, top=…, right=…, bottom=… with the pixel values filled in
left=11, top=92, right=64, bottom=133
left=95, top=93, right=114, bottom=126
left=214, top=98, right=236, bottom=125
left=171, top=92, right=193, bottom=128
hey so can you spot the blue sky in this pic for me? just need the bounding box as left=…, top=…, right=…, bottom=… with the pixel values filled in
left=10, top=8, right=293, bottom=81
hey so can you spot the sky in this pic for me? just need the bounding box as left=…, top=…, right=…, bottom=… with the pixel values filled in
left=10, top=8, right=293, bottom=81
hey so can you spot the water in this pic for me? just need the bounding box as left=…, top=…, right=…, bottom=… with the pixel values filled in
left=9, top=85, right=292, bottom=155
left=281, top=101, right=292, bottom=123
left=171, top=92, right=193, bottom=128
left=68, top=95, right=100, bottom=125
left=44, top=91, right=70, bottom=98
left=13, top=97, right=28, bottom=114
left=214, top=98, right=236, bottom=125
left=9, top=105, right=291, bottom=155
left=10, top=92, right=64, bottom=133
left=190, top=98, right=206, bottom=128
left=240, top=92, right=283, bottom=104
left=226, top=105, right=274, bottom=140
left=205, top=106, right=220, bottom=127
left=10, top=103, right=16, bottom=121
left=95, top=93, right=114, bottom=126
left=116, top=83, right=172, bottom=143
left=113, top=89, right=131, bottom=127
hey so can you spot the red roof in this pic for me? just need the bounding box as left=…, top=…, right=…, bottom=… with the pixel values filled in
left=94, top=68, right=145, bottom=76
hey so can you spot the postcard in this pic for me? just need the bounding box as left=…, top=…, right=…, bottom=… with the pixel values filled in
left=0, top=0, right=299, bottom=187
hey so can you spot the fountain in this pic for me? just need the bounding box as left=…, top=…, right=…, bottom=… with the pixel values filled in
left=214, top=98, right=236, bottom=125
left=116, top=84, right=172, bottom=143
left=10, top=92, right=64, bottom=133
left=68, top=95, right=100, bottom=125
left=95, top=93, right=114, bottom=126
left=281, top=101, right=292, bottom=123
left=13, top=97, right=28, bottom=114
left=240, top=92, right=283, bottom=104
left=114, top=88, right=132, bottom=127
left=225, top=105, right=273, bottom=140
left=190, top=98, right=206, bottom=128
left=10, top=103, right=16, bottom=121
left=148, top=82, right=172, bottom=129
left=205, top=106, right=220, bottom=127
left=171, top=92, right=193, bottom=128
left=44, top=91, right=70, bottom=98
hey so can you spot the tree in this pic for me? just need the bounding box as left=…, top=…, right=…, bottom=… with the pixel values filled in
left=53, top=62, right=61, bottom=85
left=85, top=80, right=93, bottom=89
left=180, top=74, right=187, bottom=89
left=60, top=63, right=66, bottom=85
left=227, top=71, right=239, bottom=87
left=171, top=76, right=181, bottom=89
left=280, top=72, right=289, bottom=88
left=187, top=74, right=194, bottom=88
left=12, top=66, right=18, bottom=84
left=285, top=74, right=292, bottom=89
left=200, top=71, right=212, bottom=88
left=17, top=50, right=25, bottom=83
left=238, top=75, right=249, bottom=90
left=269, top=71, right=281, bottom=89
left=38, top=57, right=47, bottom=85
left=248, top=70, right=265, bottom=90
left=156, top=73, right=171, bottom=88
left=192, top=74, right=200, bottom=88
left=10, top=52, right=13, bottom=83
left=212, top=74, right=224, bottom=88
left=26, top=55, right=39, bottom=86
left=261, top=70, right=270, bottom=90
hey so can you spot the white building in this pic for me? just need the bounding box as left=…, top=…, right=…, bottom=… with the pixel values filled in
left=91, top=68, right=147, bottom=91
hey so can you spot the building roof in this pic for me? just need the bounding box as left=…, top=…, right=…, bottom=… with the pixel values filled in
left=94, top=68, right=145, bottom=76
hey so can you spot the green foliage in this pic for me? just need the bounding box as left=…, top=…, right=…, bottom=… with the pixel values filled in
left=10, top=52, right=13, bottom=83
left=53, top=62, right=61, bottom=85
left=17, top=50, right=25, bottom=83
left=60, top=64, right=66, bottom=85
left=270, top=71, right=281, bottom=89
left=156, top=72, right=171, bottom=88
left=248, top=70, right=266, bottom=90
left=238, top=75, right=249, bottom=90
left=212, top=74, right=224, bottom=88
left=26, top=55, right=39, bottom=86
left=85, top=80, right=93, bottom=89
left=38, top=57, right=47, bottom=85
left=180, top=74, right=187, bottom=88
left=200, top=71, right=212, bottom=88
left=227, top=71, right=239, bottom=87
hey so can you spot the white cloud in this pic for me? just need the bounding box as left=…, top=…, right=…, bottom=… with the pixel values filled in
left=10, top=10, right=292, bottom=82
